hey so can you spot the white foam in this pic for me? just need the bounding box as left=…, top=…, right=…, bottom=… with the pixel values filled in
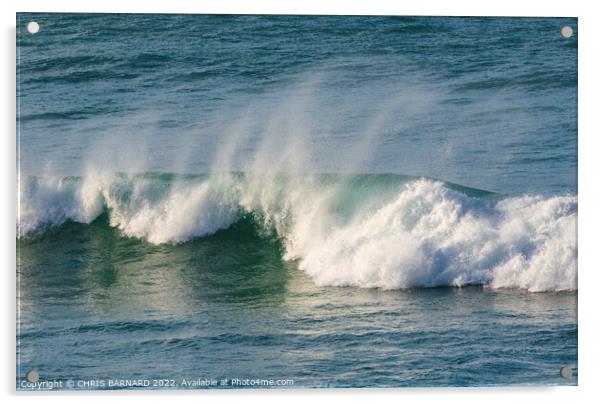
left=287, top=180, right=577, bottom=292
left=18, top=175, right=104, bottom=236
left=18, top=175, right=577, bottom=292
left=106, top=176, right=241, bottom=244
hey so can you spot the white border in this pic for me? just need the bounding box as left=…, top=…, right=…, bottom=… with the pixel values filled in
left=3, top=0, right=585, bottom=17
left=2, top=1, right=601, bottom=403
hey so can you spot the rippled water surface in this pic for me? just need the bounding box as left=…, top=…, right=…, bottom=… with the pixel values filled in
left=17, top=14, right=577, bottom=389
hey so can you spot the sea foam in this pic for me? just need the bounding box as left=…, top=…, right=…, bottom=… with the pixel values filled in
left=18, top=173, right=577, bottom=292
left=291, top=179, right=576, bottom=292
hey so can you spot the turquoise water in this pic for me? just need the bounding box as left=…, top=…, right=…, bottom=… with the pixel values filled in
left=17, top=14, right=577, bottom=389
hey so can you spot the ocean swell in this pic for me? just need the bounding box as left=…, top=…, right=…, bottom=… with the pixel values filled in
left=18, top=173, right=577, bottom=292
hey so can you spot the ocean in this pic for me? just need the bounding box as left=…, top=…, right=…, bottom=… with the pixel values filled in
left=16, top=14, right=577, bottom=388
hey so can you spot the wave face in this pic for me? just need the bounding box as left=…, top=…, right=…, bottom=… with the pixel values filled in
left=18, top=173, right=577, bottom=292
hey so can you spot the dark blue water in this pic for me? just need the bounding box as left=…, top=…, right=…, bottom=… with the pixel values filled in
left=18, top=14, right=576, bottom=195
left=17, top=14, right=577, bottom=389
left=18, top=216, right=577, bottom=388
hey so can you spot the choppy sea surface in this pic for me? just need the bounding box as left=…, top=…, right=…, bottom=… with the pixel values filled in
left=17, top=14, right=577, bottom=389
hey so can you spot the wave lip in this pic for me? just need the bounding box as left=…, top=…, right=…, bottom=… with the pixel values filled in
left=17, top=173, right=577, bottom=292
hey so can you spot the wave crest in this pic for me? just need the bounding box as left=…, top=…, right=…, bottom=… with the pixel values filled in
left=294, top=180, right=576, bottom=292
left=18, top=173, right=577, bottom=292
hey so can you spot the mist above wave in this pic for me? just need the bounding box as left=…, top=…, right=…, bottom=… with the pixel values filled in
left=17, top=70, right=577, bottom=292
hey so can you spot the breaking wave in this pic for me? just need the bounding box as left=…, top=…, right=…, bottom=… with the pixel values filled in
left=18, top=172, right=577, bottom=292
